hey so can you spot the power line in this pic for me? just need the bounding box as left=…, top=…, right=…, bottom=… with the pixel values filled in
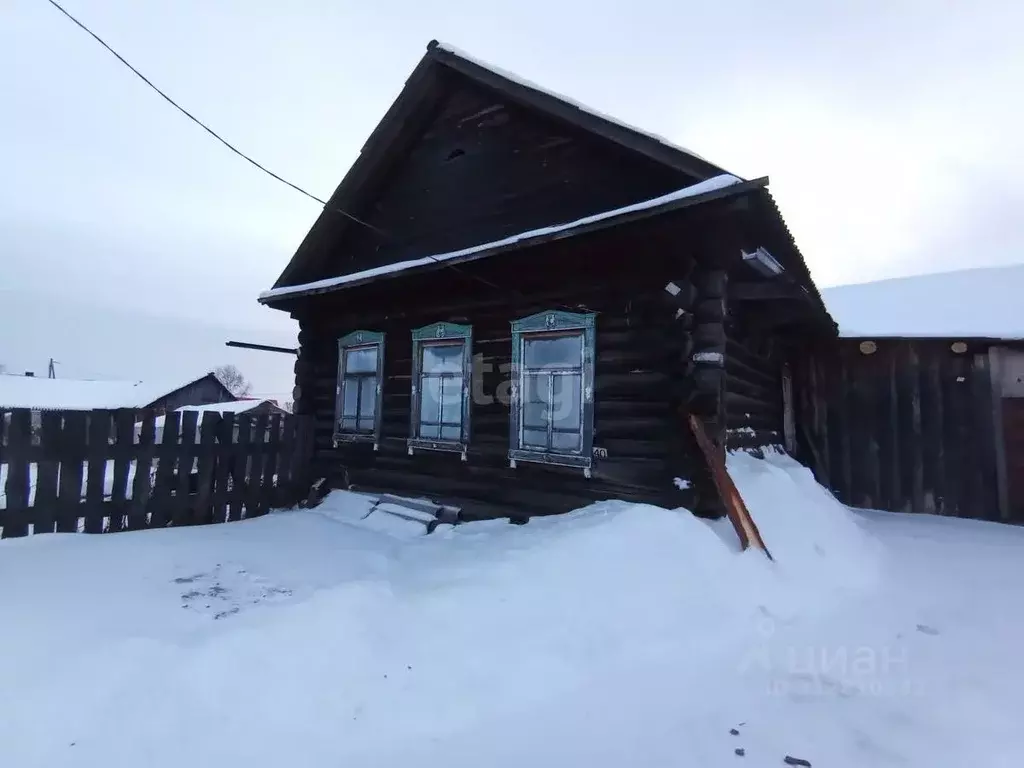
left=44, top=0, right=587, bottom=312
left=43, top=0, right=387, bottom=238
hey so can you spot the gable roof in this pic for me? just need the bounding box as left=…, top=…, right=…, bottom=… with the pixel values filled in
left=268, top=40, right=734, bottom=293
left=0, top=372, right=231, bottom=412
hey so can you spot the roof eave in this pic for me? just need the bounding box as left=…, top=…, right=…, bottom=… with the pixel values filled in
left=260, top=177, right=769, bottom=306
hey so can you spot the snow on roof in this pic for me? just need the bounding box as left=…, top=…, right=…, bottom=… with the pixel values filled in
left=261, top=174, right=744, bottom=302
left=822, top=264, right=1024, bottom=340
left=148, top=399, right=279, bottom=434
left=0, top=372, right=218, bottom=411
left=434, top=42, right=715, bottom=166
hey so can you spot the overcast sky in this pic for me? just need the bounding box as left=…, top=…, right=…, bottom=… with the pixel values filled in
left=2, top=0, right=1021, bottom=392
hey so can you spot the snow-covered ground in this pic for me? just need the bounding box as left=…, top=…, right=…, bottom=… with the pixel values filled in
left=1, top=452, right=1022, bottom=767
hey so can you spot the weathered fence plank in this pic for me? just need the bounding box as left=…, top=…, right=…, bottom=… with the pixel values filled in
left=172, top=410, right=199, bottom=527
left=261, top=414, right=283, bottom=513
left=109, top=409, right=136, bottom=532
left=129, top=411, right=157, bottom=531
left=228, top=416, right=251, bottom=522
left=193, top=413, right=220, bottom=525
left=0, top=410, right=309, bottom=540
left=33, top=412, right=63, bottom=535
left=56, top=412, right=87, bottom=533
left=151, top=412, right=180, bottom=529
left=247, top=413, right=270, bottom=518
left=211, top=413, right=235, bottom=524
left=1, top=409, right=33, bottom=538
left=84, top=410, right=112, bottom=533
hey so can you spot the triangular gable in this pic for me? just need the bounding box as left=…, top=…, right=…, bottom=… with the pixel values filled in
left=270, top=41, right=736, bottom=292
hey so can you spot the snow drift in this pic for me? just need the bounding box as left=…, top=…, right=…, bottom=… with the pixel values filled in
left=1, top=453, right=1021, bottom=767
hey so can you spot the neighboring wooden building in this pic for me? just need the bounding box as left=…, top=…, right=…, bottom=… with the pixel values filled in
left=805, top=267, right=1024, bottom=523
left=258, top=41, right=835, bottom=519
left=0, top=371, right=235, bottom=417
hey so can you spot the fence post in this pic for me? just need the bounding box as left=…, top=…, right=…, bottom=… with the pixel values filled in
left=56, top=411, right=87, bottom=533
left=228, top=416, right=251, bottom=522
left=129, top=411, right=157, bottom=531
left=33, top=412, right=63, bottom=535
left=83, top=410, right=112, bottom=533
left=1, top=409, right=32, bottom=538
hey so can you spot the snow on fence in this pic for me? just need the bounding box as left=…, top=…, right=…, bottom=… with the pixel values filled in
left=0, top=408, right=313, bottom=539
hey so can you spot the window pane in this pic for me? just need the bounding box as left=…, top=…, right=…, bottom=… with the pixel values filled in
left=522, top=428, right=548, bottom=448
left=440, top=378, right=463, bottom=425
left=551, top=431, right=581, bottom=452
left=551, top=375, right=582, bottom=430
left=420, top=376, right=441, bottom=423
left=440, top=425, right=461, bottom=441
left=345, top=346, right=377, bottom=374
left=341, top=378, right=359, bottom=417
left=524, top=334, right=582, bottom=369
left=523, top=401, right=548, bottom=429
left=422, top=343, right=463, bottom=374
left=359, top=377, right=377, bottom=419
left=523, top=372, right=550, bottom=404
left=357, top=417, right=374, bottom=432
left=419, top=422, right=440, bottom=439
left=340, top=417, right=357, bottom=431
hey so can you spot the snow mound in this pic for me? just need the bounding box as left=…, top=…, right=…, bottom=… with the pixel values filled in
left=2, top=455, right=1021, bottom=766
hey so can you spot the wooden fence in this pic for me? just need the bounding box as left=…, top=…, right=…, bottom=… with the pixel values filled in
left=0, top=408, right=313, bottom=539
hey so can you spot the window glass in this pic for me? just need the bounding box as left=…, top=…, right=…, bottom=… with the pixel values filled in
left=551, top=431, right=581, bottom=452
left=340, top=417, right=357, bottom=431
left=345, top=346, right=377, bottom=374
left=440, top=425, right=461, bottom=441
left=440, top=379, right=463, bottom=425
left=523, top=372, right=550, bottom=405
left=551, top=375, right=582, bottom=430
left=524, top=335, right=582, bottom=369
left=522, top=428, right=547, bottom=448
left=523, top=401, right=548, bottom=430
left=420, top=377, right=441, bottom=424
left=359, top=377, right=377, bottom=419
left=342, top=380, right=359, bottom=417
left=422, top=343, right=463, bottom=373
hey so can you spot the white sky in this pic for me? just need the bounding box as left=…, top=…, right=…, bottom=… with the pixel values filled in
left=2, top=0, right=1022, bottom=394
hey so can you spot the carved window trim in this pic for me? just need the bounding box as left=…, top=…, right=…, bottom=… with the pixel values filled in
left=508, top=310, right=596, bottom=474
left=334, top=330, right=385, bottom=449
left=408, top=322, right=473, bottom=458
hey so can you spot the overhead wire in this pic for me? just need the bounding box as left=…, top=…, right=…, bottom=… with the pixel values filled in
left=43, top=0, right=591, bottom=312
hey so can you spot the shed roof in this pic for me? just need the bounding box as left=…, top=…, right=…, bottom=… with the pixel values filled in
left=0, top=372, right=227, bottom=411
left=822, top=264, right=1024, bottom=340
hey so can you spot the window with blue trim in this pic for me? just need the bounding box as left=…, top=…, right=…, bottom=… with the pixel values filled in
left=509, top=310, right=595, bottom=473
left=409, top=322, right=472, bottom=457
left=334, top=330, right=384, bottom=448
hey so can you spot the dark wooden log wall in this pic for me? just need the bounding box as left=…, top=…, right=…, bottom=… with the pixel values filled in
left=795, top=339, right=1005, bottom=521
left=289, top=226, right=713, bottom=519
left=724, top=309, right=785, bottom=451
left=297, top=74, right=689, bottom=284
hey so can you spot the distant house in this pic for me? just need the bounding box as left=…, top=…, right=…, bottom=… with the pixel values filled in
left=148, top=399, right=289, bottom=444
left=803, top=265, right=1024, bottom=523
left=0, top=371, right=235, bottom=418
left=257, top=41, right=835, bottom=520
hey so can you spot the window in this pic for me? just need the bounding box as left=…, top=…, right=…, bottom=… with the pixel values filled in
left=334, top=330, right=384, bottom=448
left=409, top=322, right=472, bottom=457
left=509, top=310, right=595, bottom=473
